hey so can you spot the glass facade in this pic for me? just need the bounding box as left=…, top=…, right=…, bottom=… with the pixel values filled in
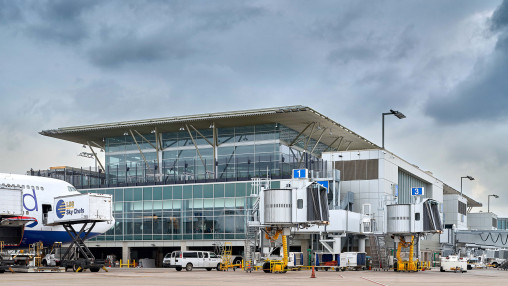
left=84, top=181, right=280, bottom=241
left=498, top=217, right=508, bottom=230
left=33, top=122, right=334, bottom=242
left=100, top=124, right=330, bottom=187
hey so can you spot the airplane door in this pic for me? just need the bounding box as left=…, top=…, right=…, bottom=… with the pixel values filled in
left=42, top=204, right=52, bottom=225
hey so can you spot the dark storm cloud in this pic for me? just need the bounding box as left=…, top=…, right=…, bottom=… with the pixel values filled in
left=87, top=33, right=192, bottom=68
left=0, top=0, right=22, bottom=24
left=425, top=0, right=508, bottom=123
left=491, top=0, right=508, bottom=31
left=28, top=0, right=99, bottom=44
left=85, top=1, right=264, bottom=68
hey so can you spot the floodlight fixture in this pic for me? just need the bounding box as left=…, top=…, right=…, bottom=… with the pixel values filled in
left=390, top=109, right=406, bottom=119
left=460, top=175, right=475, bottom=198
left=382, top=109, right=406, bottom=148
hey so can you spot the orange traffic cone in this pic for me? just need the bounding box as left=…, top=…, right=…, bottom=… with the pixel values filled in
left=310, top=266, right=316, bottom=278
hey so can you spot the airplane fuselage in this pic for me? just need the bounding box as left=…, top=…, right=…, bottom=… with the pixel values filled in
left=0, top=173, right=114, bottom=247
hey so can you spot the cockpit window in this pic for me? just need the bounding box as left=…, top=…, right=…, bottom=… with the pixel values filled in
left=67, top=186, right=78, bottom=192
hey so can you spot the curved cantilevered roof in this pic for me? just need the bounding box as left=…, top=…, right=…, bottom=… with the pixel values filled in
left=40, top=105, right=380, bottom=152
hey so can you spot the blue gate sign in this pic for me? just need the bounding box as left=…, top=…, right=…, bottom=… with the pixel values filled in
left=293, top=169, right=308, bottom=179
left=317, top=181, right=329, bottom=193
left=411, top=187, right=424, bottom=196
left=317, top=181, right=329, bottom=189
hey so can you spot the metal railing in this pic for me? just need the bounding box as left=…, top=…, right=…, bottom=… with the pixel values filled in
left=28, top=158, right=331, bottom=189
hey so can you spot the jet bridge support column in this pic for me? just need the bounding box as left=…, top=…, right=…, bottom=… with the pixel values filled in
left=358, top=237, right=366, bottom=253
left=301, top=239, right=310, bottom=266
left=332, top=236, right=342, bottom=254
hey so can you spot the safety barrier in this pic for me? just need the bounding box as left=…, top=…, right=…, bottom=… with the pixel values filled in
left=119, top=259, right=136, bottom=268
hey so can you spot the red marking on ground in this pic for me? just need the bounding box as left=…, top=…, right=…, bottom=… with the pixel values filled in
left=360, top=276, right=388, bottom=286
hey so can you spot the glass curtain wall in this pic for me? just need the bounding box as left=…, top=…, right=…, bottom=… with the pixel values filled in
left=84, top=181, right=281, bottom=241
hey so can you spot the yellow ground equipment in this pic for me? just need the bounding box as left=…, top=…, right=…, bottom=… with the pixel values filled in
left=395, top=236, right=417, bottom=272
left=219, top=242, right=242, bottom=271
left=262, top=228, right=288, bottom=273
left=28, top=242, right=44, bottom=267
left=119, top=259, right=136, bottom=268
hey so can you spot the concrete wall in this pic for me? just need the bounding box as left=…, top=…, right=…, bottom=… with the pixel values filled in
left=467, top=212, right=498, bottom=230
left=443, top=194, right=468, bottom=230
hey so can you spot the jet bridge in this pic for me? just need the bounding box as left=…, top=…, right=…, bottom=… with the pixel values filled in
left=454, top=230, right=508, bottom=248
left=246, top=169, right=332, bottom=273
left=386, top=198, right=443, bottom=272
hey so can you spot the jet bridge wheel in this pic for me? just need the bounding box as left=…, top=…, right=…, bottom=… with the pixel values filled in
left=73, top=264, right=84, bottom=272
left=262, top=262, right=271, bottom=273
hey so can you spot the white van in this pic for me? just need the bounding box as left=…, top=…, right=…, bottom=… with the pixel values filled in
left=163, top=251, right=222, bottom=271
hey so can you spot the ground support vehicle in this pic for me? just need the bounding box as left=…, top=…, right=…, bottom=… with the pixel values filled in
left=440, top=255, right=467, bottom=273
left=0, top=242, right=65, bottom=273
left=44, top=193, right=113, bottom=272
left=58, top=222, right=106, bottom=272
left=165, top=251, right=222, bottom=271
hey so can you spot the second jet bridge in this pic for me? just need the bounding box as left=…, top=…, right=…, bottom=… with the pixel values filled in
left=387, top=199, right=442, bottom=235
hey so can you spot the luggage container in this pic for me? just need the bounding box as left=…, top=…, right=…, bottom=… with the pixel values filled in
left=339, top=252, right=367, bottom=270
left=314, top=252, right=339, bottom=271
left=0, top=187, right=23, bottom=217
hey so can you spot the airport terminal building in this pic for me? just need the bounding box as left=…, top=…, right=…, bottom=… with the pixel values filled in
left=37, top=106, right=482, bottom=265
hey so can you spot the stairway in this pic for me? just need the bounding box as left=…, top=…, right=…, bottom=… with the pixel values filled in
left=369, top=234, right=388, bottom=271
left=244, top=225, right=258, bottom=272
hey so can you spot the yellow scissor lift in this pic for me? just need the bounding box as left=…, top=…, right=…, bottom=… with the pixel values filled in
left=219, top=242, right=242, bottom=271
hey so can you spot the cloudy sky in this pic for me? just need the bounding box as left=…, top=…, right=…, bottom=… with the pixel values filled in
left=1, top=0, right=507, bottom=215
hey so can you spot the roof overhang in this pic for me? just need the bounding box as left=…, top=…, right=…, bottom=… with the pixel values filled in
left=40, top=105, right=380, bottom=152
left=443, top=184, right=482, bottom=208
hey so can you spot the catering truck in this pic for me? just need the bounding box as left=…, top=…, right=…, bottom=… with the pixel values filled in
left=46, top=193, right=113, bottom=272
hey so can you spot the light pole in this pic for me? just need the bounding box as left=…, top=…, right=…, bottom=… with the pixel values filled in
left=488, top=194, right=499, bottom=213
left=382, top=109, right=406, bottom=149
left=460, top=176, right=474, bottom=198
left=78, top=152, right=96, bottom=171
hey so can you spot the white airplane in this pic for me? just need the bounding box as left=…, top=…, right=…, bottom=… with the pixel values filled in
left=0, top=173, right=114, bottom=247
